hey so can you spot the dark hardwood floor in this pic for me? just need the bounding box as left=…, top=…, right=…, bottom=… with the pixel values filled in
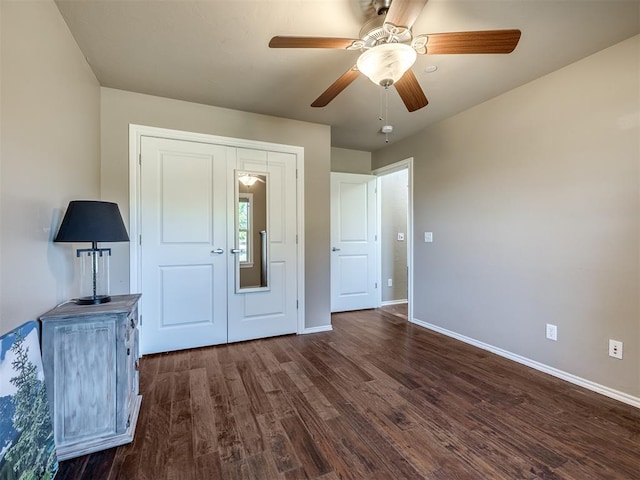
left=380, top=302, right=408, bottom=321
left=58, top=308, right=640, bottom=479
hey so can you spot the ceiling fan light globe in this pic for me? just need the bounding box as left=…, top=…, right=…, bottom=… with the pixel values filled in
left=357, top=43, right=417, bottom=87
left=239, top=174, right=259, bottom=187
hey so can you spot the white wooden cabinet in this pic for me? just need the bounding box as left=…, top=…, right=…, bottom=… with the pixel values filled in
left=40, top=294, right=142, bottom=460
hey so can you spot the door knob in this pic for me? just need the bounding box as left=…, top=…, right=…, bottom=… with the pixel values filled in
left=332, top=247, right=341, bottom=252
left=230, top=249, right=242, bottom=254
left=211, top=248, right=224, bottom=254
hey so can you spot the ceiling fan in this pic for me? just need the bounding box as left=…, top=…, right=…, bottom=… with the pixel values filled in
left=269, top=0, right=521, bottom=112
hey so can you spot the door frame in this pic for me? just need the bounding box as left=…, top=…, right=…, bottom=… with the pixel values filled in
left=372, top=157, right=414, bottom=322
left=128, top=124, right=306, bottom=338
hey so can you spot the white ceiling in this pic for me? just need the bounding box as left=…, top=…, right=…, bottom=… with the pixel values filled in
left=55, top=0, right=640, bottom=152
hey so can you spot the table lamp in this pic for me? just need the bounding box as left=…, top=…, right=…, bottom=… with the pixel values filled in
left=54, top=200, right=129, bottom=305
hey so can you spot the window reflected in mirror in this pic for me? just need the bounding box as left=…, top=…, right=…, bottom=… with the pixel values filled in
left=238, top=194, right=251, bottom=264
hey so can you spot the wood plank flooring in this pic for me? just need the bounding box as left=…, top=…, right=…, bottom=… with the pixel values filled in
left=58, top=307, right=640, bottom=479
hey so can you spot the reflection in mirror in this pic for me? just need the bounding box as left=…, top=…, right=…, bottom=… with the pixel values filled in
left=236, top=172, right=269, bottom=291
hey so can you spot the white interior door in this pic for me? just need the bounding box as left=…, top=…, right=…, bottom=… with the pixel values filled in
left=227, top=148, right=298, bottom=342
left=140, top=137, right=229, bottom=354
left=331, top=172, right=378, bottom=312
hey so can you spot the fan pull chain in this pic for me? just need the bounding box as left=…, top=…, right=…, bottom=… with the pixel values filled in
left=378, top=86, right=392, bottom=144
left=384, top=86, right=390, bottom=143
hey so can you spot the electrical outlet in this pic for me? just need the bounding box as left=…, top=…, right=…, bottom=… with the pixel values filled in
left=424, top=232, right=433, bottom=243
left=545, top=323, right=557, bottom=341
left=609, top=339, right=623, bottom=359
left=387, top=278, right=393, bottom=287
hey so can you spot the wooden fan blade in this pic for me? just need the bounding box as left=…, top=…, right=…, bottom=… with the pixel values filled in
left=384, top=0, right=428, bottom=30
left=311, top=66, right=360, bottom=107
left=269, top=36, right=359, bottom=49
left=424, top=29, right=521, bottom=55
left=394, top=70, right=428, bottom=112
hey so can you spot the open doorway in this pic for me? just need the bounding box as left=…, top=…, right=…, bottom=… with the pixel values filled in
left=374, top=158, right=413, bottom=322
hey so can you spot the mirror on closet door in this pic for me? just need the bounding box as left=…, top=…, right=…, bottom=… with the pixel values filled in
left=235, top=171, right=269, bottom=292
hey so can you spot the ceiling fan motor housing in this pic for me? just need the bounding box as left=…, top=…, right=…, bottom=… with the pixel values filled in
left=359, top=14, right=412, bottom=49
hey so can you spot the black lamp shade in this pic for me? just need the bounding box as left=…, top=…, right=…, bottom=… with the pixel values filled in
left=55, top=201, right=129, bottom=243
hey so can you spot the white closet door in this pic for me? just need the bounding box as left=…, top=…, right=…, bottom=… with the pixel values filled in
left=227, top=148, right=298, bottom=343
left=139, top=136, right=228, bottom=354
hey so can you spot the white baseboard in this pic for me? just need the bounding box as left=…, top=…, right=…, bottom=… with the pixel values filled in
left=301, top=324, right=333, bottom=335
left=381, top=299, right=408, bottom=306
left=411, top=317, right=640, bottom=409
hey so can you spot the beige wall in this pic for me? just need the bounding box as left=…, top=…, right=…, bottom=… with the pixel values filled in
left=331, top=147, right=371, bottom=174
left=373, top=35, right=640, bottom=397
left=381, top=169, right=408, bottom=303
left=0, top=0, right=100, bottom=334
left=100, top=88, right=331, bottom=329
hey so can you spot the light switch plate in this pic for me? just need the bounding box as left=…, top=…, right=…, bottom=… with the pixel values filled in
left=397, top=233, right=404, bottom=241
left=546, top=323, right=557, bottom=341
left=424, top=232, right=433, bottom=243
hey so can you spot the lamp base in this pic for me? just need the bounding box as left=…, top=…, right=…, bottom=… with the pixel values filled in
left=76, top=295, right=112, bottom=305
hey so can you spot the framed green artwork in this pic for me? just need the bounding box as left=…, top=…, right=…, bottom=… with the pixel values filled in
left=0, top=321, right=58, bottom=479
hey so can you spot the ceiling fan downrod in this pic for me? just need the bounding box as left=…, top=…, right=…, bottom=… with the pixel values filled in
left=373, top=0, right=392, bottom=16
